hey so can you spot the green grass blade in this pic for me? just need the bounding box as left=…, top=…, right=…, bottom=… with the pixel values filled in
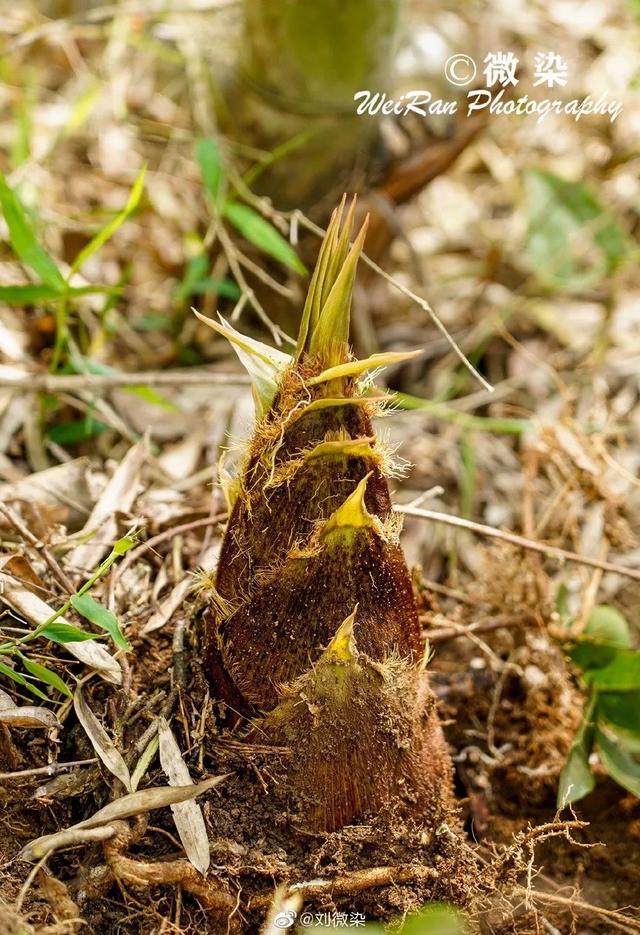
left=70, top=166, right=146, bottom=277
left=19, top=655, right=72, bottom=698
left=196, top=137, right=224, bottom=204
left=0, top=283, right=65, bottom=303
left=0, top=173, right=65, bottom=290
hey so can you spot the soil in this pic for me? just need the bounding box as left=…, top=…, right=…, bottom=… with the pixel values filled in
left=1, top=597, right=639, bottom=935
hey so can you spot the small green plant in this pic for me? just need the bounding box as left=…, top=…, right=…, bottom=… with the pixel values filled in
left=558, top=604, right=640, bottom=806
left=525, top=169, right=631, bottom=293
left=195, top=136, right=305, bottom=276
left=0, top=167, right=145, bottom=370
left=0, top=535, right=134, bottom=700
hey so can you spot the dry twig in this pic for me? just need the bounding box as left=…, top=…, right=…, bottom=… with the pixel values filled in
left=398, top=505, right=640, bottom=582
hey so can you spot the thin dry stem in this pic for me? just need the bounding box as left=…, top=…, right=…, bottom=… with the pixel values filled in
left=398, top=504, right=640, bottom=582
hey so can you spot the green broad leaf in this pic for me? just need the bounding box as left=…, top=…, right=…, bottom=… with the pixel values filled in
left=400, top=904, right=467, bottom=935
left=557, top=694, right=596, bottom=807
left=597, top=691, right=640, bottom=738
left=223, top=201, right=306, bottom=275
left=112, top=535, right=136, bottom=556
left=19, top=655, right=72, bottom=698
left=525, top=170, right=629, bottom=292
left=557, top=736, right=595, bottom=807
left=39, top=622, right=98, bottom=644
left=588, top=648, right=640, bottom=692
left=569, top=639, right=618, bottom=672
left=46, top=419, right=109, bottom=445
left=596, top=726, right=640, bottom=797
left=70, top=165, right=146, bottom=277
left=0, top=174, right=65, bottom=290
left=70, top=594, right=131, bottom=652
left=584, top=606, right=631, bottom=648
left=196, top=137, right=224, bottom=204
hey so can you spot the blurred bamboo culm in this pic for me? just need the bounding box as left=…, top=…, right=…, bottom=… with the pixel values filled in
left=218, top=0, right=403, bottom=209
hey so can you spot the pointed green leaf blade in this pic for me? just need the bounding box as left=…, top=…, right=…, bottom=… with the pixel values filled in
left=0, top=174, right=65, bottom=290
left=70, top=594, right=131, bottom=652
left=557, top=694, right=596, bottom=807
left=196, top=137, right=224, bottom=204
left=0, top=661, right=49, bottom=701
left=70, top=166, right=146, bottom=277
left=40, top=622, right=99, bottom=644
left=0, top=283, right=65, bottom=303
left=223, top=201, right=306, bottom=275
left=19, top=656, right=72, bottom=698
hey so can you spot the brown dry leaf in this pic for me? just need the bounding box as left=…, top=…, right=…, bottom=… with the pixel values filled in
left=0, top=458, right=93, bottom=532
left=141, top=578, right=192, bottom=635
left=0, top=687, right=60, bottom=729
left=22, top=775, right=228, bottom=860
left=0, top=575, right=122, bottom=685
left=74, top=687, right=131, bottom=791
left=158, top=717, right=210, bottom=875
left=66, top=441, right=147, bottom=573
left=0, top=554, right=46, bottom=591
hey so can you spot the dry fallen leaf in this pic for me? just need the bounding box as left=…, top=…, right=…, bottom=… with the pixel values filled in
left=141, top=578, right=192, bottom=635
left=0, top=458, right=92, bottom=532
left=158, top=717, right=210, bottom=875
left=0, top=554, right=46, bottom=591
left=0, top=687, right=60, bottom=729
left=21, top=774, right=228, bottom=860
left=74, top=687, right=132, bottom=791
left=66, top=441, right=147, bottom=573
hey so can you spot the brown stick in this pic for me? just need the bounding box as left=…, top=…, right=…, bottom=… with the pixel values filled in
left=109, top=513, right=227, bottom=598
left=0, top=757, right=98, bottom=781
left=398, top=505, right=640, bottom=582
left=0, top=369, right=249, bottom=393
left=424, top=613, right=534, bottom=644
